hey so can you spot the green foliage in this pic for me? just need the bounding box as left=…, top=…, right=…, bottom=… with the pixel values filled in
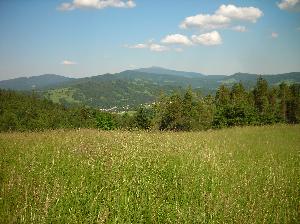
left=96, top=113, right=116, bottom=130
left=215, top=84, right=231, bottom=106
left=1, top=77, right=299, bottom=132
left=45, top=87, right=82, bottom=105
left=287, top=84, right=300, bottom=123
left=0, top=89, right=116, bottom=132
left=152, top=78, right=299, bottom=130
left=194, top=95, right=215, bottom=130
left=133, top=106, right=155, bottom=130
left=253, top=77, right=269, bottom=114
left=159, top=92, right=185, bottom=131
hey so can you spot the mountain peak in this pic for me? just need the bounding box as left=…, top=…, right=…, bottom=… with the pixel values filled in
left=134, top=66, right=205, bottom=78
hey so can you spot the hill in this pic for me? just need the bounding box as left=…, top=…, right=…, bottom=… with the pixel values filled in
left=41, top=70, right=300, bottom=109
left=0, top=74, right=74, bottom=90
left=1, top=68, right=299, bottom=109
left=226, top=72, right=300, bottom=86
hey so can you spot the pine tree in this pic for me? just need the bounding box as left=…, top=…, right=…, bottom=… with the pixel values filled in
left=287, top=84, right=300, bottom=123
left=279, top=82, right=289, bottom=122
left=253, top=77, right=269, bottom=114
left=215, top=84, right=230, bottom=106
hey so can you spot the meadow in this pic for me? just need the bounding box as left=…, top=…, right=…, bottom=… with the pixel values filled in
left=1, top=125, right=299, bottom=223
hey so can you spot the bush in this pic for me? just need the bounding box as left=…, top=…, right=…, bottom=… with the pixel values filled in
left=96, top=113, right=116, bottom=130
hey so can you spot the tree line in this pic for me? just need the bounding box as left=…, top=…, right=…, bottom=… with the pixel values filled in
left=0, top=77, right=299, bottom=132
left=130, top=77, right=300, bottom=131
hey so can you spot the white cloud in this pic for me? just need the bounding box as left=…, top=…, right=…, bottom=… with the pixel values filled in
left=232, top=25, right=247, bottom=32
left=125, top=43, right=169, bottom=52
left=180, top=14, right=230, bottom=30
left=216, top=4, right=263, bottom=23
left=191, top=31, right=222, bottom=46
left=126, top=43, right=148, bottom=49
left=149, top=44, right=169, bottom=52
left=277, top=0, right=300, bottom=11
left=127, top=31, right=222, bottom=51
left=58, top=0, right=136, bottom=11
left=180, top=4, right=263, bottom=30
left=271, top=32, right=279, bottom=38
left=61, top=60, right=77, bottom=65
left=161, top=34, right=193, bottom=46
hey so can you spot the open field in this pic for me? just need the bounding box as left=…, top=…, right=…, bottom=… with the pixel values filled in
left=1, top=125, right=299, bottom=223
left=45, top=87, right=82, bottom=105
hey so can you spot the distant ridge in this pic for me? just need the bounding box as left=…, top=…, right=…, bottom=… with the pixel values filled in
left=228, top=72, right=300, bottom=84
left=135, top=66, right=205, bottom=78
left=0, top=74, right=74, bottom=90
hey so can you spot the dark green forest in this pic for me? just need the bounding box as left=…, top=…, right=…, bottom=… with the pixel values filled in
left=0, top=77, right=299, bottom=132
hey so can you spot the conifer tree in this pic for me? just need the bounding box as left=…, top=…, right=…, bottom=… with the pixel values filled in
left=253, top=77, right=269, bottom=115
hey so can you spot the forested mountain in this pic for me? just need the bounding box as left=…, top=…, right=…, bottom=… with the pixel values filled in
left=0, top=68, right=299, bottom=110
left=226, top=72, right=300, bottom=86
left=0, top=74, right=74, bottom=90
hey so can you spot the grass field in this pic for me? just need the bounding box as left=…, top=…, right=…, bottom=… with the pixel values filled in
left=1, top=125, right=299, bottom=223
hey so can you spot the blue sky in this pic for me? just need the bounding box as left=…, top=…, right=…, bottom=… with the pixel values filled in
left=0, top=0, right=300, bottom=80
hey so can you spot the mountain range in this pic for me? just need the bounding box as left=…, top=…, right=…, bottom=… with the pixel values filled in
left=1, top=67, right=299, bottom=110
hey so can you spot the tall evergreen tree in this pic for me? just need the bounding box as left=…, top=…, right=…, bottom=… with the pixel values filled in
left=215, top=84, right=230, bottom=106
left=287, top=84, right=300, bottom=123
left=253, top=77, right=269, bottom=114
left=279, top=82, right=289, bottom=122
left=230, top=82, right=247, bottom=105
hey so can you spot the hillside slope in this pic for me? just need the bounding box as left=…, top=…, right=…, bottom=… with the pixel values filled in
left=1, top=68, right=299, bottom=109
left=0, top=74, right=74, bottom=90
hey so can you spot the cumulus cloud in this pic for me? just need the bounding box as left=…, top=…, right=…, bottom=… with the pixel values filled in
left=180, top=14, right=230, bottom=30
left=216, top=4, right=263, bottom=23
left=191, top=31, right=222, bottom=46
left=232, top=25, right=247, bottom=32
left=161, top=34, right=193, bottom=46
left=277, top=0, right=300, bottom=11
left=271, top=32, right=279, bottom=38
left=61, top=60, right=77, bottom=65
left=126, top=31, right=223, bottom=51
left=125, top=43, right=169, bottom=52
left=58, top=0, right=136, bottom=11
left=180, top=4, right=263, bottom=30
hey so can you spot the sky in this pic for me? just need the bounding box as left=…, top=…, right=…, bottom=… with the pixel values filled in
left=0, top=0, right=300, bottom=80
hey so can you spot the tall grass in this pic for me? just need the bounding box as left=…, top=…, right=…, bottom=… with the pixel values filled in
left=1, top=125, right=299, bottom=223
